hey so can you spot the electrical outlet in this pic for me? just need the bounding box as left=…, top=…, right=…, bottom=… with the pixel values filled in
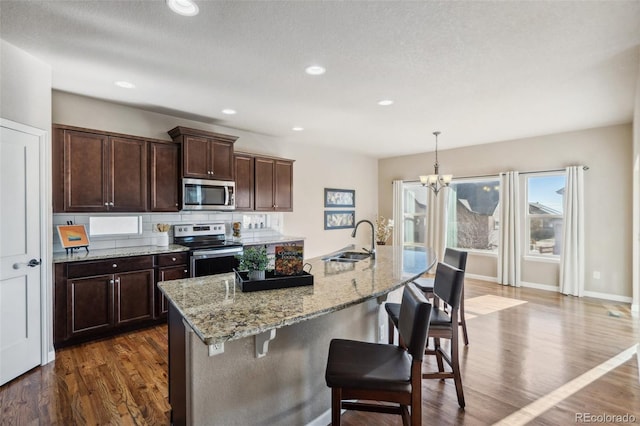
left=208, top=342, right=224, bottom=356
left=593, top=271, right=601, bottom=280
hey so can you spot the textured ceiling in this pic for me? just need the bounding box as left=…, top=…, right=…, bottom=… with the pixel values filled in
left=1, top=1, right=639, bottom=158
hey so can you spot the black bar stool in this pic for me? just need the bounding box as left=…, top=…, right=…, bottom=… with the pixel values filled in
left=385, top=262, right=466, bottom=408
left=325, top=283, right=433, bottom=425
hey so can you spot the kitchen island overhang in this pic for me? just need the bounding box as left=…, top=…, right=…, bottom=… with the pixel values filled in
left=159, top=245, right=435, bottom=426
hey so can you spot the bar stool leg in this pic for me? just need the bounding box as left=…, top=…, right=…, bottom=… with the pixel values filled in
left=331, top=388, right=342, bottom=425
left=460, top=286, right=469, bottom=346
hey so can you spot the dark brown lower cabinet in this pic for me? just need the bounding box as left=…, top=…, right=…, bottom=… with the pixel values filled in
left=54, top=253, right=189, bottom=348
left=67, top=274, right=114, bottom=338
left=64, top=269, right=154, bottom=342
left=157, top=265, right=189, bottom=317
left=115, top=270, right=154, bottom=325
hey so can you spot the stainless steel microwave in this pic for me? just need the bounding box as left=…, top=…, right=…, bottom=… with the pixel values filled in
left=182, top=178, right=235, bottom=211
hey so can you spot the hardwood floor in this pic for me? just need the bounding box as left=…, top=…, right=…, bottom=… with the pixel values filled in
left=1, top=278, right=638, bottom=425
left=0, top=325, right=170, bottom=425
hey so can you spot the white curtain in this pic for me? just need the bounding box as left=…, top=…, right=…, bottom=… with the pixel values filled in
left=560, top=166, right=585, bottom=296
left=498, top=171, right=521, bottom=286
left=425, top=187, right=449, bottom=272
left=392, top=180, right=404, bottom=248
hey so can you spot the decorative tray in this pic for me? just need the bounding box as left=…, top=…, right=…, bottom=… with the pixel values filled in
left=234, top=270, right=314, bottom=292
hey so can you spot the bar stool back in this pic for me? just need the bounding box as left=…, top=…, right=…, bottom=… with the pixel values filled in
left=325, top=283, right=432, bottom=425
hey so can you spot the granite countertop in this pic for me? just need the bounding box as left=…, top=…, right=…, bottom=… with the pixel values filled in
left=236, top=235, right=305, bottom=246
left=52, top=244, right=189, bottom=263
left=158, top=245, right=436, bottom=346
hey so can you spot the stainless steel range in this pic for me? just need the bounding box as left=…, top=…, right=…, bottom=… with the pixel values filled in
left=173, top=223, right=243, bottom=277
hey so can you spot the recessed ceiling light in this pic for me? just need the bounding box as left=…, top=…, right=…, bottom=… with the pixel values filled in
left=166, top=0, right=199, bottom=17
left=377, top=99, right=394, bottom=106
left=292, top=126, right=304, bottom=132
left=305, top=65, right=326, bottom=76
left=114, top=81, right=136, bottom=89
left=221, top=109, right=237, bottom=115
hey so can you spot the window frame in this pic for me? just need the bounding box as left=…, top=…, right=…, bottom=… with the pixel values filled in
left=446, top=176, right=500, bottom=256
left=401, top=181, right=428, bottom=251
left=523, top=172, right=565, bottom=261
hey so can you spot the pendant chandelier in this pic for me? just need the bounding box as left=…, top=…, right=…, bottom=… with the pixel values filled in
left=419, top=131, right=452, bottom=195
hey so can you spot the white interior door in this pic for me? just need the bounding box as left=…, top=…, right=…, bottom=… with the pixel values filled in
left=0, top=122, right=42, bottom=385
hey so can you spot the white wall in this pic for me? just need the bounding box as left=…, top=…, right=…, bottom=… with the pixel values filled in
left=1, top=39, right=53, bottom=358
left=1, top=40, right=51, bottom=129
left=633, top=49, right=640, bottom=312
left=52, top=91, right=378, bottom=259
left=379, top=124, right=633, bottom=299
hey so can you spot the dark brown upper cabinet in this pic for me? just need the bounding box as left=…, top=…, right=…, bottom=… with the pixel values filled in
left=168, top=126, right=237, bottom=181
left=52, top=126, right=148, bottom=212
left=253, top=156, right=294, bottom=212
left=53, top=124, right=182, bottom=213
left=149, top=142, right=180, bottom=212
left=233, top=153, right=254, bottom=211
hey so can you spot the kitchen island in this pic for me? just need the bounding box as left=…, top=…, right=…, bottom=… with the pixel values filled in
left=159, top=245, right=435, bottom=426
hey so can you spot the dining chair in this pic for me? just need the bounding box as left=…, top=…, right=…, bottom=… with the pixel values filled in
left=384, top=262, right=466, bottom=408
left=325, top=283, right=432, bottom=426
left=410, top=248, right=469, bottom=345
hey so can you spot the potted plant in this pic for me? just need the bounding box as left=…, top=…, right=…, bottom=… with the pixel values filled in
left=375, top=216, right=393, bottom=245
left=237, top=245, right=270, bottom=281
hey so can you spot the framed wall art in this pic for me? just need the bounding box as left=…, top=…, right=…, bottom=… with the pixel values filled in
left=57, top=224, right=90, bottom=253
left=324, top=210, right=355, bottom=230
left=324, top=188, right=355, bottom=208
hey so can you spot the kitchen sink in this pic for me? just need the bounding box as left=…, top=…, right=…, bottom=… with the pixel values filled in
left=322, top=251, right=371, bottom=262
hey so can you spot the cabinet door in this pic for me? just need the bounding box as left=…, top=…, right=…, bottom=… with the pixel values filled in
left=183, top=136, right=210, bottom=178
left=157, top=265, right=189, bottom=317
left=254, top=157, right=275, bottom=211
left=64, top=130, right=109, bottom=212
left=115, top=269, right=154, bottom=326
left=234, top=154, right=254, bottom=211
left=67, top=274, right=113, bottom=338
left=211, top=140, right=234, bottom=180
left=110, top=137, right=148, bottom=212
left=274, top=160, right=293, bottom=211
left=150, top=142, right=180, bottom=211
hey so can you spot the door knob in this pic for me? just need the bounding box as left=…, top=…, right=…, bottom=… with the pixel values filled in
left=13, top=258, right=41, bottom=269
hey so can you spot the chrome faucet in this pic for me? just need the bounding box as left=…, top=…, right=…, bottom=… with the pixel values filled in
left=351, top=219, right=375, bottom=259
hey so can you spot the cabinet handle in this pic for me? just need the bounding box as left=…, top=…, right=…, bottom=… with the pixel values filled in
left=112, top=263, right=117, bottom=268
left=110, top=279, right=115, bottom=285
left=172, top=257, right=176, bottom=261
left=109, top=202, right=114, bottom=206
left=105, top=202, right=109, bottom=206
left=184, top=269, right=188, bottom=274
left=115, top=277, right=120, bottom=285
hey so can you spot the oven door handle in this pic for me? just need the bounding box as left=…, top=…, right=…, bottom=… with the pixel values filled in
left=192, top=248, right=243, bottom=260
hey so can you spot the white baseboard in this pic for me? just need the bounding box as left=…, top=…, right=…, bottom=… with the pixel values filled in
left=467, top=275, right=634, bottom=305
left=465, top=273, right=498, bottom=283
left=583, top=290, right=633, bottom=304
left=306, top=408, right=332, bottom=426
left=520, top=281, right=559, bottom=293
left=307, top=407, right=348, bottom=426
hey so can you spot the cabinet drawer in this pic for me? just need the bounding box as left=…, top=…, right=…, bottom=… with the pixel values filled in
left=156, top=252, right=189, bottom=267
left=67, top=256, right=154, bottom=278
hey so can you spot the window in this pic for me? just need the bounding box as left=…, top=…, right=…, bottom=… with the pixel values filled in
left=402, top=182, right=427, bottom=249
left=446, top=178, right=500, bottom=253
left=526, top=174, right=565, bottom=256
left=401, top=182, right=428, bottom=274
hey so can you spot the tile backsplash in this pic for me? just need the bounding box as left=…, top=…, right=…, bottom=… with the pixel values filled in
left=52, top=212, right=283, bottom=252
